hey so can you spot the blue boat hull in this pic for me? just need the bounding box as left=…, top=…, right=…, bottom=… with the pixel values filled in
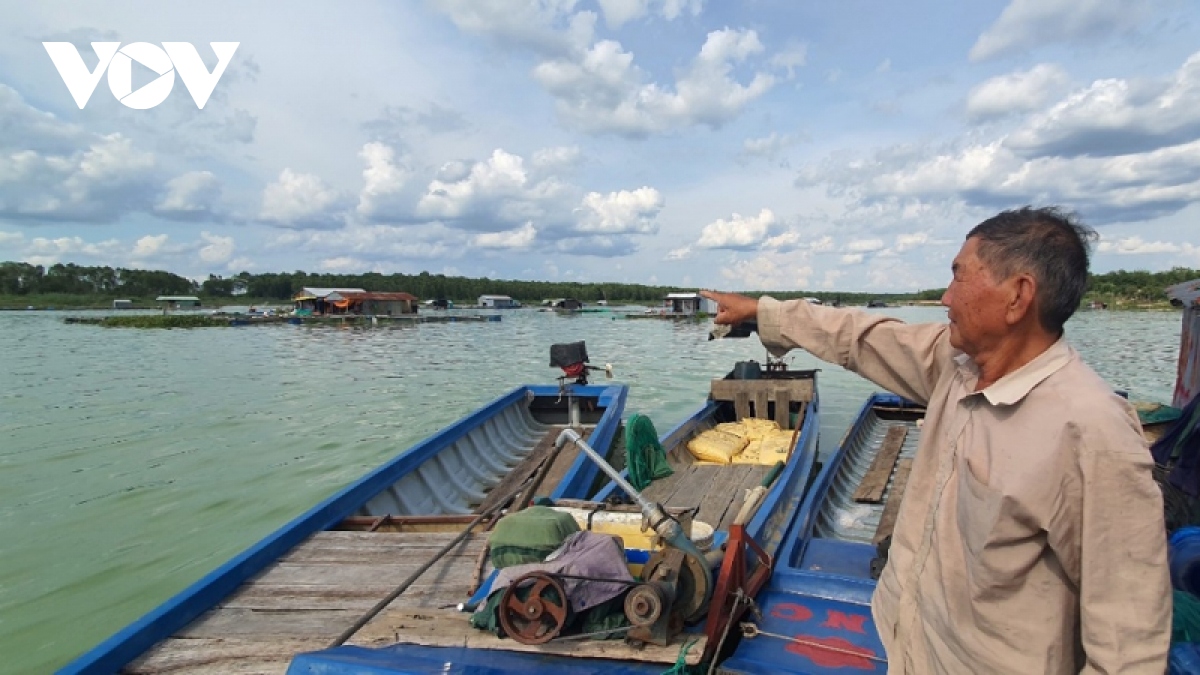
left=59, top=383, right=628, bottom=675
left=287, top=370, right=823, bottom=674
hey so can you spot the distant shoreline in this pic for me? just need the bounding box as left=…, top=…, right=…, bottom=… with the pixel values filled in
left=2, top=298, right=1179, bottom=312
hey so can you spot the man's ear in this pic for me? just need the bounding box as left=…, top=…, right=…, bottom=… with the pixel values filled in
left=1007, top=273, right=1037, bottom=325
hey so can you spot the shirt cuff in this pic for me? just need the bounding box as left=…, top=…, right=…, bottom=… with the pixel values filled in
left=756, top=296, right=791, bottom=358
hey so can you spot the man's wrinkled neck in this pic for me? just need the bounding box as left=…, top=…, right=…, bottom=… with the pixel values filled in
left=970, top=326, right=1060, bottom=392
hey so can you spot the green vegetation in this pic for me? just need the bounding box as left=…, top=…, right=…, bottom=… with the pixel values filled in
left=66, top=315, right=236, bottom=328
left=2, top=260, right=1196, bottom=310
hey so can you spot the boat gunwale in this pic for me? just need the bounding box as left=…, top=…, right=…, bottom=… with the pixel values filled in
left=58, top=382, right=628, bottom=675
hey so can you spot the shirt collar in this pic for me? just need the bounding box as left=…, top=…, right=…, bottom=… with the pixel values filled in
left=954, top=336, right=1073, bottom=406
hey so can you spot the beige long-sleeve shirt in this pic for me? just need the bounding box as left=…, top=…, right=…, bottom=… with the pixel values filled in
left=757, top=297, right=1170, bottom=674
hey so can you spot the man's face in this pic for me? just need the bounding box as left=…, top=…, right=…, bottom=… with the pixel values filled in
left=940, top=237, right=1012, bottom=355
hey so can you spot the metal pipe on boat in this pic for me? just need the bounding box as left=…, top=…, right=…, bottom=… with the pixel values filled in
left=554, top=429, right=708, bottom=565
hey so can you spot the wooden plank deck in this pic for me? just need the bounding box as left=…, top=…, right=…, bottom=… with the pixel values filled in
left=640, top=463, right=771, bottom=532
left=853, top=425, right=908, bottom=503
left=873, top=458, right=913, bottom=546
left=126, top=528, right=703, bottom=674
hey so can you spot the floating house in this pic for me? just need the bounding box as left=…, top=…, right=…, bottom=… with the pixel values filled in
left=545, top=298, right=583, bottom=311
left=662, top=292, right=717, bottom=315
left=478, top=294, right=519, bottom=308
left=112, top=299, right=133, bottom=310
left=325, top=291, right=419, bottom=316
left=155, top=295, right=201, bottom=310
left=291, top=287, right=366, bottom=315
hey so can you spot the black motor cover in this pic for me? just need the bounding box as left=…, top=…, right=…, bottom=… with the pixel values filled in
left=549, top=341, right=589, bottom=368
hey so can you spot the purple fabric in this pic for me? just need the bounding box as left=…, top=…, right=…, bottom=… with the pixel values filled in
left=491, top=530, right=633, bottom=612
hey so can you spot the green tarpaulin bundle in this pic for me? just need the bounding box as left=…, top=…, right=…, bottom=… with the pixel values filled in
left=626, top=414, right=673, bottom=491
left=488, top=505, right=580, bottom=569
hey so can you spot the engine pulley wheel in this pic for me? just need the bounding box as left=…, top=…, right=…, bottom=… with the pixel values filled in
left=497, top=572, right=570, bottom=645
left=625, top=583, right=665, bottom=627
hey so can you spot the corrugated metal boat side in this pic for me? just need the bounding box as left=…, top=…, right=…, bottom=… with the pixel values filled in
left=57, top=383, right=628, bottom=675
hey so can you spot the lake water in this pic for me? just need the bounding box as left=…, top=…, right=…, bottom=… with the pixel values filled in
left=0, top=306, right=1183, bottom=674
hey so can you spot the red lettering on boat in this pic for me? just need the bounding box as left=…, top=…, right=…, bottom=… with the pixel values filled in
left=770, top=603, right=814, bottom=622
left=822, top=610, right=867, bottom=634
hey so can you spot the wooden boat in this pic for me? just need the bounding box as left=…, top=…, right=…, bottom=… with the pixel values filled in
left=60, top=374, right=629, bottom=674
left=282, top=362, right=822, bottom=673
left=62, top=361, right=821, bottom=674
left=720, top=392, right=923, bottom=674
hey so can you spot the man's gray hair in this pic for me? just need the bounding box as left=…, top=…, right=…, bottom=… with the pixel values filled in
left=966, top=206, right=1097, bottom=335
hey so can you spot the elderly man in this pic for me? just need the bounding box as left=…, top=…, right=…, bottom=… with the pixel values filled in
left=703, top=207, right=1169, bottom=674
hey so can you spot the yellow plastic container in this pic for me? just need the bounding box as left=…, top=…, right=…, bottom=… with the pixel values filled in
left=550, top=507, right=714, bottom=553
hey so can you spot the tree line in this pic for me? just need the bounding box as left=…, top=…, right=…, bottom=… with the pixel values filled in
left=2, top=261, right=1197, bottom=306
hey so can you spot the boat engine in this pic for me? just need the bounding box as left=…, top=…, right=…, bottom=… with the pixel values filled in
left=550, top=341, right=612, bottom=386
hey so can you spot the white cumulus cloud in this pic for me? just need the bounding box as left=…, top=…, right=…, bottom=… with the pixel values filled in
left=596, top=0, right=702, bottom=28
left=696, top=208, right=776, bottom=250
left=259, top=169, right=346, bottom=229
left=156, top=171, right=221, bottom=219
left=845, top=238, right=885, bottom=253
left=1007, top=52, right=1200, bottom=158
left=198, top=231, right=234, bottom=263
left=966, top=64, right=1070, bottom=122
left=970, top=0, right=1147, bottom=61
left=574, top=187, right=663, bottom=234
left=473, top=221, right=538, bottom=249
left=534, top=28, right=774, bottom=136
left=132, top=234, right=169, bottom=258
left=1097, top=236, right=1182, bottom=254
left=357, top=142, right=413, bottom=222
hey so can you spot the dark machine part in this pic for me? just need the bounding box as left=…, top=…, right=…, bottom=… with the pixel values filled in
left=624, top=583, right=669, bottom=628
left=625, top=550, right=688, bottom=646
left=550, top=341, right=590, bottom=370
left=870, top=535, right=892, bottom=580
left=641, top=546, right=712, bottom=625
left=498, top=572, right=571, bottom=645
left=550, top=341, right=612, bottom=386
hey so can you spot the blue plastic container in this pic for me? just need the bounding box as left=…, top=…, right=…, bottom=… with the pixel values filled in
left=1169, top=527, right=1200, bottom=595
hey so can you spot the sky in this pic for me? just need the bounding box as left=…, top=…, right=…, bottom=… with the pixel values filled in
left=1, top=0, right=1199, bottom=292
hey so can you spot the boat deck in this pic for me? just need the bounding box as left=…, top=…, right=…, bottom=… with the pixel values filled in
left=122, top=422, right=708, bottom=673
left=126, top=527, right=703, bottom=674
left=641, top=461, right=772, bottom=532
left=125, top=530, right=487, bottom=674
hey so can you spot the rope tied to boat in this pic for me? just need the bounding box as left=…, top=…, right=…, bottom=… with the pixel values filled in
left=660, top=637, right=699, bottom=675
left=738, top=622, right=888, bottom=664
